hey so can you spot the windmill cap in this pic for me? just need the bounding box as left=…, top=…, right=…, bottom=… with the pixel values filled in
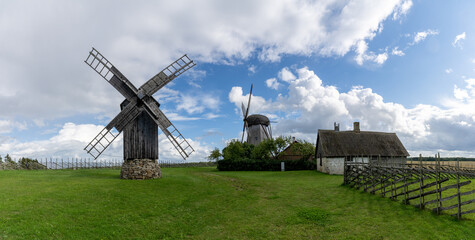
left=246, top=114, right=270, bottom=126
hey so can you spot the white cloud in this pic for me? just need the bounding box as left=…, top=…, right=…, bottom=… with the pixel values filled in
left=229, top=66, right=475, bottom=156
left=413, top=29, right=439, bottom=44
left=354, top=40, right=388, bottom=65
left=393, top=0, right=413, bottom=20
left=176, top=93, right=220, bottom=114
left=229, top=86, right=273, bottom=115
left=0, top=122, right=211, bottom=162
left=0, top=0, right=412, bottom=122
left=452, top=32, right=466, bottom=48
left=0, top=120, right=27, bottom=134
left=445, top=68, right=453, bottom=74
left=374, top=52, right=389, bottom=64
left=391, top=46, right=405, bottom=56
left=248, top=65, right=256, bottom=74
left=453, top=85, right=469, bottom=100
left=183, top=69, right=206, bottom=88
left=266, top=78, right=280, bottom=90
left=278, top=67, right=296, bottom=82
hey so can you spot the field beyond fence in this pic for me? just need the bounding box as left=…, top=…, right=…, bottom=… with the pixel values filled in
left=344, top=156, right=475, bottom=220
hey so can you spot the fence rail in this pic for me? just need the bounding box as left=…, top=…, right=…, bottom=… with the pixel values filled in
left=0, top=158, right=215, bottom=170
left=343, top=154, right=475, bottom=220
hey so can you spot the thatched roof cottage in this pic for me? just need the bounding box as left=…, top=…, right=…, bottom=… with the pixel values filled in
left=315, top=122, right=409, bottom=175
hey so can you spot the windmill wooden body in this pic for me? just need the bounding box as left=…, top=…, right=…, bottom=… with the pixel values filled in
left=83, top=48, right=195, bottom=179
left=241, top=84, right=272, bottom=145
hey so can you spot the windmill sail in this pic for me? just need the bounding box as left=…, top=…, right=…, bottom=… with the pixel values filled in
left=241, top=84, right=253, bottom=143
left=84, top=48, right=196, bottom=160
left=139, top=55, right=195, bottom=97
left=84, top=99, right=142, bottom=159
left=142, top=98, right=194, bottom=159
left=84, top=48, right=138, bottom=100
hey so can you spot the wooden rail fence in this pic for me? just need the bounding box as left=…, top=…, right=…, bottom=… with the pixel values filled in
left=0, top=158, right=215, bottom=170
left=343, top=154, right=475, bottom=220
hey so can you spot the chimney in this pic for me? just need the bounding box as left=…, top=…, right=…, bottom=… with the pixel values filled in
left=334, top=122, right=339, bottom=131
left=353, top=122, right=360, bottom=133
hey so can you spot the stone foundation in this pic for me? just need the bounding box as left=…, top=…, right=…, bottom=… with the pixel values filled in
left=120, top=159, right=161, bottom=180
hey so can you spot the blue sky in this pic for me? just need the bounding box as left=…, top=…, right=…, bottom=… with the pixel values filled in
left=1, top=0, right=475, bottom=161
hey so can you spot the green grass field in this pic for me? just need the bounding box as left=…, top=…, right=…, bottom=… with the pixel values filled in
left=0, top=168, right=473, bottom=239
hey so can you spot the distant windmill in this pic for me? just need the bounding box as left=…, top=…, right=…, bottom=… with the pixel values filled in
left=83, top=48, right=195, bottom=179
left=241, top=84, right=272, bottom=145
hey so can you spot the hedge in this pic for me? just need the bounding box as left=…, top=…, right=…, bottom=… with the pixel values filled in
left=217, top=157, right=315, bottom=171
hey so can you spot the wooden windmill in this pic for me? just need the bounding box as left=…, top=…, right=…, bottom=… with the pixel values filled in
left=83, top=47, right=195, bottom=179
left=241, top=84, right=272, bottom=145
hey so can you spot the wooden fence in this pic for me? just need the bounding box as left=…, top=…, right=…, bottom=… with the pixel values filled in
left=343, top=154, right=475, bottom=220
left=1, top=158, right=215, bottom=170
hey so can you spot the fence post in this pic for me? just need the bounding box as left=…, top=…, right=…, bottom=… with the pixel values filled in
left=456, top=158, right=461, bottom=220
left=404, top=164, right=408, bottom=205
left=343, top=159, right=347, bottom=184
left=435, top=153, right=442, bottom=215
left=419, top=154, right=424, bottom=209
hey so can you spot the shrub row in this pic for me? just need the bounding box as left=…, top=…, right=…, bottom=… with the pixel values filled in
left=217, top=157, right=315, bottom=171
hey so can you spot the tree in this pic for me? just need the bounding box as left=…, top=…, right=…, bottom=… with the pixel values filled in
left=5, top=154, right=14, bottom=164
left=207, top=148, right=222, bottom=162
left=222, top=140, right=253, bottom=161
left=272, top=136, right=292, bottom=158
left=289, top=141, right=315, bottom=159
left=0, top=155, right=3, bottom=164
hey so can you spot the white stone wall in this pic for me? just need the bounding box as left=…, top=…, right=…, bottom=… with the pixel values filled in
left=352, top=157, right=369, bottom=163
left=317, top=157, right=344, bottom=175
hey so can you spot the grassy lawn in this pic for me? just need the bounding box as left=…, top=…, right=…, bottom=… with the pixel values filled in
left=0, top=168, right=473, bottom=239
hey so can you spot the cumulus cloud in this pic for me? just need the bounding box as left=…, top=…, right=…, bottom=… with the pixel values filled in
left=229, top=66, right=475, bottom=156
left=452, top=32, right=466, bottom=48
left=265, top=78, right=280, bottom=90
left=393, top=0, right=413, bottom=20
left=454, top=85, right=469, bottom=100
left=445, top=68, right=453, bottom=74
left=0, top=0, right=412, bottom=122
left=0, top=122, right=211, bottom=162
left=412, top=29, right=439, bottom=44
left=278, top=67, right=297, bottom=82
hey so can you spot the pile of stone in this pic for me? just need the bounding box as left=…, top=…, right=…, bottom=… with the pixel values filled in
left=120, top=159, right=161, bottom=180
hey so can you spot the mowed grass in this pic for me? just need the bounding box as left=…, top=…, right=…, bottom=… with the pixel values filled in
left=0, top=168, right=473, bottom=239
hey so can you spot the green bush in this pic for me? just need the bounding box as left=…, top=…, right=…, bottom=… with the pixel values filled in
left=216, top=136, right=315, bottom=171
left=222, top=140, right=254, bottom=161
left=217, top=157, right=315, bottom=171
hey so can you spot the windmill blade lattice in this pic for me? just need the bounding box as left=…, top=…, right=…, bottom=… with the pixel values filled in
left=141, top=97, right=194, bottom=159
left=139, top=55, right=196, bottom=97
left=83, top=48, right=196, bottom=160
left=84, top=48, right=138, bottom=100
left=84, top=127, right=120, bottom=159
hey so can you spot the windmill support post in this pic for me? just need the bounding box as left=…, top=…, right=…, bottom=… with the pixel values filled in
left=120, top=105, right=161, bottom=180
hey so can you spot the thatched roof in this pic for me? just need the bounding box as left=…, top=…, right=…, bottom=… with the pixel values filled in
left=317, top=129, right=409, bottom=157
